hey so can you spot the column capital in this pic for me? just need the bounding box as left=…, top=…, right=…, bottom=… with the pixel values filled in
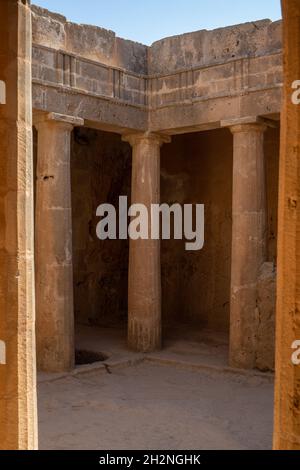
left=33, top=112, right=84, bottom=130
left=221, top=116, right=270, bottom=134
left=122, top=131, right=171, bottom=148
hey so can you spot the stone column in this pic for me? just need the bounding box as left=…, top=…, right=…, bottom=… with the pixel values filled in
left=34, top=112, right=83, bottom=372
left=222, top=117, right=267, bottom=369
left=0, top=0, right=38, bottom=449
left=274, top=0, right=300, bottom=450
left=123, top=133, right=170, bottom=352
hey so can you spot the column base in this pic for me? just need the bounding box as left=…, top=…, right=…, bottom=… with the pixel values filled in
left=128, top=319, right=161, bottom=353
left=229, top=351, right=255, bottom=370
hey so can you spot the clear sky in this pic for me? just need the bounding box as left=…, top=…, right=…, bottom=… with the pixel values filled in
left=33, top=0, right=282, bottom=45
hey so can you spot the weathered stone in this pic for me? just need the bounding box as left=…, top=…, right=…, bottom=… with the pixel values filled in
left=71, top=128, right=131, bottom=327
left=148, top=20, right=282, bottom=74
left=1, top=0, right=299, bottom=453
left=29, top=6, right=282, bottom=368
left=223, top=119, right=268, bottom=369
left=0, top=0, right=37, bottom=450
left=34, top=112, right=83, bottom=373
left=123, top=133, right=170, bottom=352
left=32, top=5, right=148, bottom=74
left=256, top=262, right=276, bottom=372
left=274, top=0, right=300, bottom=451
left=31, top=6, right=282, bottom=134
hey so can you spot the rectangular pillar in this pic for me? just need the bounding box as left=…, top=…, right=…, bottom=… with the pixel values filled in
left=34, top=112, right=83, bottom=372
left=274, top=0, right=300, bottom=450
left=0, top=0, right=38, bottom=449
left=123, top=133, right=170, bottom=352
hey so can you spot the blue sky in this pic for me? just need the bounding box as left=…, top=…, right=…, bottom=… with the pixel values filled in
left=33, top=0, right=282, bottom=45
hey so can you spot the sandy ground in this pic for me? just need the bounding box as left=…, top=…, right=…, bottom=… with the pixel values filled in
left=38, top=362, right=274, bottom=450
left=75, top=325, right=230, bottom=369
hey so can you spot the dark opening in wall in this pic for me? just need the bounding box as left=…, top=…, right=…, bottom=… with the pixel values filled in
left=71, top=127, right=132, bottom=330
left=75, top=349, right=109, bottom=365
left=160, top=129, right=233, bottom=334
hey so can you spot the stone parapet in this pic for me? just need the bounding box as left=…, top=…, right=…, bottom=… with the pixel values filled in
left=31, top=6, right=283, bottom=133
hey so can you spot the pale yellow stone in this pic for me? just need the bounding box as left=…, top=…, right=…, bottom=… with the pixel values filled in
left=273, top=0, right=300, bottom=451
left=0, top=0, right=38, bottom=450
left=226, top=120, right=267, bottom=369
left=34, top=113, right=83, bottom=372
left=123, top=133, right=170, bottom=352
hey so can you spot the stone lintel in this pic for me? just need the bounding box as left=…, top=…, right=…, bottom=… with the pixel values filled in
left=33, top=112, right=84, bottom=128
left=220, top=115, right=275, bottom=132
left=122, top=131, right=171, bottom=148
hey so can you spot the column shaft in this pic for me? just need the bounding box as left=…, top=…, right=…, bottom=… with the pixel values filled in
left=124, top=133, right=169, bottom=352
left=229, top=122, right=267, bottom=369
left=35, top=113, right=82, bottom=372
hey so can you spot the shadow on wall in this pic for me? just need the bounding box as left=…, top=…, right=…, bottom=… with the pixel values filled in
left=71, top=127, right=132, bottom=328
left=160, top=126, right=279, bottom=371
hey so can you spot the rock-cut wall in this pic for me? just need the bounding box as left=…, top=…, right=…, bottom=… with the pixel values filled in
left=32, top=5, right=282, bottom=78
left=31, top=5, right=148, bottom=74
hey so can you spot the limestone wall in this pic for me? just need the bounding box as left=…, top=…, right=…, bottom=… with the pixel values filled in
left=32, top=6, right=148, bottom=74
left=31, top=6, right=148, bottom=112
left=161, top=129, right=233, bottom=331
left=32, top=5, right=282, bottom=77
left=149, top=20, right=282, bottom=74
left=161, top=126, right=279, bottom=334
left=71, top=128, right=131, bottom=327
left=31, top=5, right=283, bottom=134
left=32, top=43, right=148, bottom=107
left=148, top=52, right=282, bottom=110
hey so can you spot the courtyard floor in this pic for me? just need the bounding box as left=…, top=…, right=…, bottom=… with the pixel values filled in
left=38, top=330, right=274, bottom=450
